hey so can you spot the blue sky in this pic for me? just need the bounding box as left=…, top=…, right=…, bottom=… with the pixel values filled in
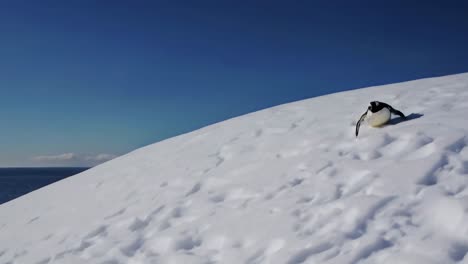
left=1, top=1, right=468, bottom=167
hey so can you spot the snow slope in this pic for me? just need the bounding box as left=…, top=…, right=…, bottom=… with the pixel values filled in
left=2, top=73, right=468, bottom=264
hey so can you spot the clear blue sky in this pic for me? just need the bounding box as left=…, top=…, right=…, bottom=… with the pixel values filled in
left=1, top=1, right=468, bottom=167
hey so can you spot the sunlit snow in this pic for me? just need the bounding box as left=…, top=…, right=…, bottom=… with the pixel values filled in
left=1, top=73, right=468, bottom=264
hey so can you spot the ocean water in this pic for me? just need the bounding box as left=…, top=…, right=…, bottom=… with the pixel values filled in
left=0, top=167, right=89, bottom=205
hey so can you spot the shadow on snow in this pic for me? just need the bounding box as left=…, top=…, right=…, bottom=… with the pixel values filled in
left=386, top=113, right=424, bottom=126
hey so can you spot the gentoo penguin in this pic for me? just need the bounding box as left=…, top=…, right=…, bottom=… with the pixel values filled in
left=355, top=101, right=406, bottom=137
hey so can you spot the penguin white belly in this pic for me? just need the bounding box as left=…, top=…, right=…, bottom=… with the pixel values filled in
left=367, top=108, right=390, bottom=127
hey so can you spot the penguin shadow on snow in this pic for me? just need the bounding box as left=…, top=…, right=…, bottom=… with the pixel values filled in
left=385, top=113, right=424, bottom=126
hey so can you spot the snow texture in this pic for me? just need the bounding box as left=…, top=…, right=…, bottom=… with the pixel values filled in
left=2, top=73, right=468, bottom=264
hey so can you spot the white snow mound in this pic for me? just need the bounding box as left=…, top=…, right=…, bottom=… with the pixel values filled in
left=2, top=73, right=468, bottom=264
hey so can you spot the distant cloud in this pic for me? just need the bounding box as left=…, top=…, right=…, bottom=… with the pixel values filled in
left=33, top=153, right=78, bottom=162
left=32, top=153, right=117, bottom=167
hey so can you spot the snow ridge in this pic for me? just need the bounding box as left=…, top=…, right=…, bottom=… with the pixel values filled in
left=1, top=73, right=468, bottom=263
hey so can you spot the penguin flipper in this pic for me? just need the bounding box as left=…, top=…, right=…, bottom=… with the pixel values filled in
left=355, top=111, right=368, bottom=137
left=391, top=108, right=406, bottom=119
left=388, top=106, right=406, bottom=119
left=380, top=102, right=406, bottom=119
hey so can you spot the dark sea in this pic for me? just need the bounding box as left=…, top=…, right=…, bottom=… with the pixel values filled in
left=0, top=167, right=89, bottom=205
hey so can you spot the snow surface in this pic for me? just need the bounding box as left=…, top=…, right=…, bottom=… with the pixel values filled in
left=2, top=73, right=468, bottom=264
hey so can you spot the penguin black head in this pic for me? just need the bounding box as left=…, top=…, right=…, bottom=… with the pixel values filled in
left=368, top=101, right=385, bottom=113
